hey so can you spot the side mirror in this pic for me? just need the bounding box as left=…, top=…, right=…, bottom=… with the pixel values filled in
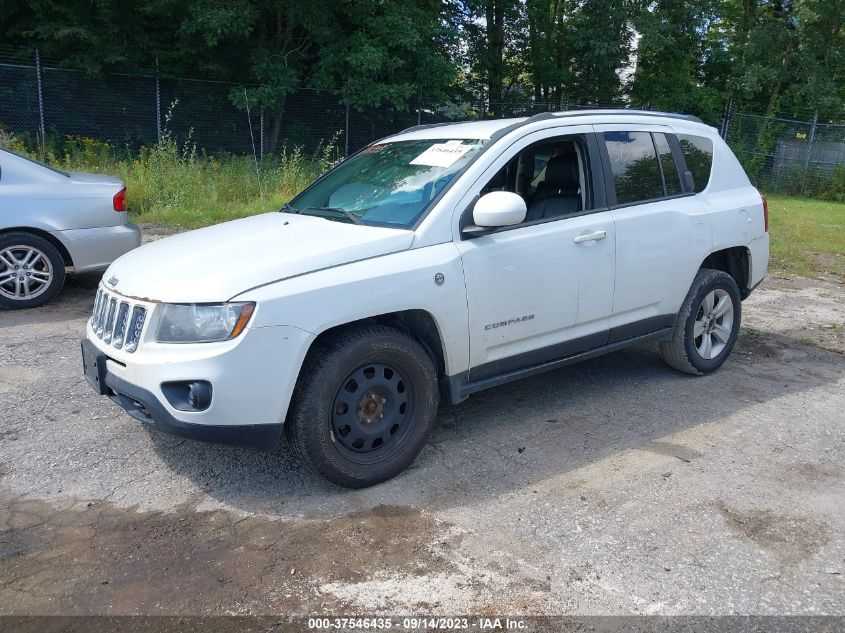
left=472, top=191, right=527, bottom=228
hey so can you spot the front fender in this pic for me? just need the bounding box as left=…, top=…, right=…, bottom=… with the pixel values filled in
left=235, top=244, right=470, bottom=376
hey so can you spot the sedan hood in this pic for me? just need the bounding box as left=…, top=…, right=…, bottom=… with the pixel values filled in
left=104, top=212, right=415, bottom=303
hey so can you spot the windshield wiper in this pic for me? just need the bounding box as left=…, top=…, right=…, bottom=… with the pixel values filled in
left=300, top=206, right=364, bottom=225
left=280, top=202, right=299, bottom=214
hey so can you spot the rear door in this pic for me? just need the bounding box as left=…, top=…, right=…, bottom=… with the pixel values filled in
left=593, top=124, right=711, bottom=340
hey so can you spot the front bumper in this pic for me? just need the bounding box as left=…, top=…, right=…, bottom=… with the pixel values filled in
left=104, top=368, right=282, bottom=448
left=82, top=312, right=315, bottom=448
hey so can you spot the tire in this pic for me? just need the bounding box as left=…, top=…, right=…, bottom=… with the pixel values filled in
left=286, top=324, right=439, bottom=488
left=0, top=232, right=66, bottom=310
left=660, top=268, right=742, bottom=376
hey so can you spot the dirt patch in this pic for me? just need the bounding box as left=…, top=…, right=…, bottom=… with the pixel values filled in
left=0, top=491, right=456, bottom=615
left=0, top=368, right=40, bottom=394
left=717, top=504, right=831, bottom=565
left=139, top=224, right=182, bottom=245
left=743, top=274, right=845, bottom=354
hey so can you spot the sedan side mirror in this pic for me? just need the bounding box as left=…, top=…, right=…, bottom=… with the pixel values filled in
left=472, top=191, right=527, bottom=228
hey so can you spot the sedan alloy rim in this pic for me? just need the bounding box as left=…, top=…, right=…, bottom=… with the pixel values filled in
left=0, top=245, right=54, bottom=301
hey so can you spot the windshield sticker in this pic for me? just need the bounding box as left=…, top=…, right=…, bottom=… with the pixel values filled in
left=410, top=143, right=471, bottom=168
left=360, top=144, right=387, bottom=154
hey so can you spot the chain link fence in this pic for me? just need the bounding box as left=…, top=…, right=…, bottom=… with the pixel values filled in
left=2, top=48, right=844, bottom=197
left=725, top=112, right=845, bottom=197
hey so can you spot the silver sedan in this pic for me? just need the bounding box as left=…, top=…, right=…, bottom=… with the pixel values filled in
left=0, top=147, right=141, bottom=309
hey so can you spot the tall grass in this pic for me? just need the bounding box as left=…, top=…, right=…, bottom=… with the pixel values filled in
left=0, top=110, right=337, bottom=229
left=767, top=194, right=845, bottom=279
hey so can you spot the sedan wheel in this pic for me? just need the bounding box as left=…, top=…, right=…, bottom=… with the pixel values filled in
left=0, top=233, right=66, bottom=309
left=0, top=245, right=54, bottom=301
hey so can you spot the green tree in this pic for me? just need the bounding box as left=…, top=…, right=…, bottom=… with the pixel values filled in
left=630, top=0, right=725, bottom=119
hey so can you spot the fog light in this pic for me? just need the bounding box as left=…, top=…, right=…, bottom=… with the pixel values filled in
left=187, top=381, right=212, bottom=411
left=161, top=380, right=212, bottom=412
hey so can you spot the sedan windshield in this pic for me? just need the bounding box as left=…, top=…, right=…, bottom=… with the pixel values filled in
left=288, top=139, right=485, bottom=228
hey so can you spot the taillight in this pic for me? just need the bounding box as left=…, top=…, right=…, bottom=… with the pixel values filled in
left=758, top=190, right=768, bottom=232
left=113, top=187, right=126, bottom=212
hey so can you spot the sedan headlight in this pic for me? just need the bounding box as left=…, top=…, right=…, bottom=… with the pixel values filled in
left=156, top=302, right=255, bottom=343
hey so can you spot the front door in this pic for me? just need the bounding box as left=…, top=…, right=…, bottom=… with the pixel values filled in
left=455, top=128, right=615, bottom=380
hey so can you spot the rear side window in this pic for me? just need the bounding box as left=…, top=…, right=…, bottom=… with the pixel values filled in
left=653, top=133, right=682, bottom=196
left=677, top=134, right=713, bottom=193
left=602, top=131, right=663, bottom=205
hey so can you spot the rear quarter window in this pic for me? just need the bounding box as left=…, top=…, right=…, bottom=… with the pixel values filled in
left=677, top=134, right=713, bottom=193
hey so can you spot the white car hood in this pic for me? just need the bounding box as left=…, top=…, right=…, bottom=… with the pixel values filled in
left=104, top=212, right=415, bottom=303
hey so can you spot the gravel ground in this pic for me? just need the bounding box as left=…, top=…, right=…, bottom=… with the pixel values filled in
left=0, top=268, right=843, bottom=616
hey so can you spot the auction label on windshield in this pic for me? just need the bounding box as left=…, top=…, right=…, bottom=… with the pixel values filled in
left=410, top=142, right=471, bottom=168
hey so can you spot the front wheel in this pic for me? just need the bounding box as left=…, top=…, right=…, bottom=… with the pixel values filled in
left=286, top=324, right=439, bottom=488
left=660, top=268, right=742, bottom=375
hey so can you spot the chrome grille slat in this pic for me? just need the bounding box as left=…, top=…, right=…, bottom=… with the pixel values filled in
left=95, top=296, right=108, bottom=337
left=91, top=289, right=102, bottom=329
left=124, top=305, right=146, bottom=353
left=112, top=302, right=130, bottom=349
left=90, top=288, right=147, bottom=353
left=102, top=298, right=117, bottom=343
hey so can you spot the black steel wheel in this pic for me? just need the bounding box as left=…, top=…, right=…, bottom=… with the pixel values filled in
left=286, top=324, right=439, bottom=488
left=331, top=363, right=415, bottom=464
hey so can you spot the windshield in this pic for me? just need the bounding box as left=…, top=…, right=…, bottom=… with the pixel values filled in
left=288, top=139, right=485, bottom=228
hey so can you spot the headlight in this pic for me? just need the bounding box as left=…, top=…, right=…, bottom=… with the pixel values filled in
left=156, top=302, right=255, bottom=343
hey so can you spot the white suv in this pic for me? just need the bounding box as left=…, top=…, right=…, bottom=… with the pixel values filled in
left=81, top=110, right=769, bottom=487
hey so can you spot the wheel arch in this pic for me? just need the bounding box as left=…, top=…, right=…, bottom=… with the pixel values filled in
left=304, top=309, right=451, bottom=402
left=700, top=246, right=750, bottom=299
left=0, top=226, right=74, bottom=267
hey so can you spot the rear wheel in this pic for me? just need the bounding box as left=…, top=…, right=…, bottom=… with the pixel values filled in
left=660, top=268, right=742, bottom=375
left=0, top=232, right=66, bottom=309
left=286, top=324, right=439, bottom=488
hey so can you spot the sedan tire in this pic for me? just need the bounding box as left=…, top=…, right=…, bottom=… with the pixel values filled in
left=0, top=232, right=66, bottom=310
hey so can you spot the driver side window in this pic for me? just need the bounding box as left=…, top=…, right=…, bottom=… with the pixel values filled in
left=479, top=135, right=591, bottom=224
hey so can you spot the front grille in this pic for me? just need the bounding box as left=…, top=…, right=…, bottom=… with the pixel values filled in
left=91, top=287, right=147, bottom=353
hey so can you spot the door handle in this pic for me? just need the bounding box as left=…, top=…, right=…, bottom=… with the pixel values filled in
left=573, top=230, right=607, bottom=244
